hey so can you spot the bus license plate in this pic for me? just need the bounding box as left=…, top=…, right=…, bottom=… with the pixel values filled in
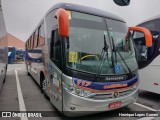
left=108, top=101, right=122, bottom=109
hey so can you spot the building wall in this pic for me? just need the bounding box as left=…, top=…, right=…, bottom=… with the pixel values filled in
left=7, top=33, right=25, bottom=49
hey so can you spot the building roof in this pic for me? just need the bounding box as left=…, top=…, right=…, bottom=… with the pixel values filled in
left=46, top=3, right=125, bottom=22
left=7, top=33, right=25, bottom=49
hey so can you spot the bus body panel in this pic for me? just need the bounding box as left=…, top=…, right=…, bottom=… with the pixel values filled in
left=139, top=55, right=160, bottom=94
left=0, top=1, right=8, bottom=91
left=62, top=86, right=138, bottom=116
left=48, top=60, right=63, bottom=112
left=26, top=48, right=43, bottom=85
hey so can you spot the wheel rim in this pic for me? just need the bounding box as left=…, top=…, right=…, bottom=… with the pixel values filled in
left=42, top=78, right=47, bottom=92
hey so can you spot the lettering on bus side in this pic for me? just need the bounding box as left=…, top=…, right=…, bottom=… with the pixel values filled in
left=75, top=80, right=91, bottom=87
left=103, top=84, right=128, bottom=89
left=52, top=72, right=60, bottom=88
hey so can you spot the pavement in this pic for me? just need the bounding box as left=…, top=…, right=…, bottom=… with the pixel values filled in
left=0, top=63, right=159, bottom=120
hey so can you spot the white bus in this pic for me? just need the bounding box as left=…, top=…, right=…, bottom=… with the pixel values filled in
left=0, top=1, right=8, bottom=91
left=135, top=16, right=160, bottom=94
left=25, top=3, right=152, bottom=116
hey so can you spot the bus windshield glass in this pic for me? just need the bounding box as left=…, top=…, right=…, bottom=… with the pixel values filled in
left=66, top=11, right=138, bottom=75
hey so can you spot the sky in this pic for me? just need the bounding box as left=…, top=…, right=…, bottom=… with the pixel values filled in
left=1, top=0, right=160, bottom=41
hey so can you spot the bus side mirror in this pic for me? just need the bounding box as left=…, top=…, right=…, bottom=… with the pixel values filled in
left=129, top=27, right=152, bottom=47
left=129, top=27, right=153, bottom=69
left=113, top=0, right=130, bottom=6
left=55, top=8, right=69, bottom=38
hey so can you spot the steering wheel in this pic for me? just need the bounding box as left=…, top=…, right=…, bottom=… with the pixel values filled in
left=80, top=54, right=99, bottom=61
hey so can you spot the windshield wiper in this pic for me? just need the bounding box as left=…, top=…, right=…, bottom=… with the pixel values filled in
left=95, top=35, right=110, bottom=80
left=111, top=36, right=133, bottom=77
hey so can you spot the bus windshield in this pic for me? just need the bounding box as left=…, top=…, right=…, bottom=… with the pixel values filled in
left=66, top=11, right=138, bottom=75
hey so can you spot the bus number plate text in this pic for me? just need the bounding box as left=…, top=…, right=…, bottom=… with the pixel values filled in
left=108, top=101, right=122, bottom=109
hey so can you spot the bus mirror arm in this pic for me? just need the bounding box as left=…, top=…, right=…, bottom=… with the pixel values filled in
left=129, top=27, right=152, bottom=47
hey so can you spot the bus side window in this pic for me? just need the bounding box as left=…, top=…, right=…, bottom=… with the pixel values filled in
left=50, top=29, right=62, bottom=69
left=37, top=22, right=45, bottom=47
left=34, top=29, right=39, bottom=48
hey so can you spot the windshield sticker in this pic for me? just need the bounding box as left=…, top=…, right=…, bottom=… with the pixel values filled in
left=68, top=51, right=78, bottom=62
left=115, top=65, right=121, bottom=73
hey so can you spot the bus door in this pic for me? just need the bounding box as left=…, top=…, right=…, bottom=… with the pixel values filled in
left=27, top=50, right=32, bottom=75
left=48, top=29, right=63, bottom=112
left=30, top=49, right=43, bottom=84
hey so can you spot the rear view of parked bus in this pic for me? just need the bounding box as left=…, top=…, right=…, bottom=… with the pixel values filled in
left=0, top=0, right=8, bottom=91
left=8, top=46, right=16, bottom=63
left=134, top=16, right=160, bottom=94
left=25, top=3, right=152, bottom=116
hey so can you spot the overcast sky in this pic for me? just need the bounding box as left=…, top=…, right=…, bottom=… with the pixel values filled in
left=1, top=0, right=160, bottom=41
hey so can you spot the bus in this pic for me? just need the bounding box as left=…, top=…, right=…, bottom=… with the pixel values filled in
left=16, top=49, right=25, bottom=62
left=8, top=46, right=16, bottom=64
left=135, top=16, right=160, bottom=94
left=0, top=0, right=8, bottom=91
left=25, top=3, right=152, bottom=116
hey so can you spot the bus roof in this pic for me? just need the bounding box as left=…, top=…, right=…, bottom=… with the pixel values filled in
left=46, top=3, right=125, bottom=23
left=27, top=3, right=126, bottom=41
left=137, top=15, right=160, bottom=25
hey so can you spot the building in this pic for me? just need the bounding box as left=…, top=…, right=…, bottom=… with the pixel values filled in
left=7, top=33, right=25, bottom=49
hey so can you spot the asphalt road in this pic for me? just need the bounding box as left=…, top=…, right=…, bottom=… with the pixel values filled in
left=0, top=63, right=159, bottom=120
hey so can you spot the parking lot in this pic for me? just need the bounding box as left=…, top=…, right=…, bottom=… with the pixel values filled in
left=0, top=63, right=159, bottom=120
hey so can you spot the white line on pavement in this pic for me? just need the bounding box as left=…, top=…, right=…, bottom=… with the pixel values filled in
left=137, top=117, right=155, bottom=120
left=134, top=102, right=158, bottom=120
left=134, top=102, right=157, bottom=111
left=15, top=70, right=28, bottom=120
left=7, top=68, right=24, bottom=72
left=134, top=102, right=157, bottom=120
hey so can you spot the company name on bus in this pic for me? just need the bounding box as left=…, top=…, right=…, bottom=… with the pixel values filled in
left=103, top=84, right=128, bottom=89
left=105, top=76, right=125, bottom=81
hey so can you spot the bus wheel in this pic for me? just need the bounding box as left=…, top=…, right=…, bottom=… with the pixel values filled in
left=26, top=66, right=30, bottom=76
left=40, top=73, right=49, bottom=100
left=27, top=71, right=31, bottom=76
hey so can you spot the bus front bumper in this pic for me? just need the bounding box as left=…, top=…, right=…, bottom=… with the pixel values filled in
left=62, top=87, right=138, bottom=117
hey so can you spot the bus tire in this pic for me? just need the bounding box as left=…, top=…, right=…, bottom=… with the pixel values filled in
left=40, top=72, right=49, bottom=100
left=26, top=66, right=31, bottom=76
left=27, top=72, right=31, bottom=76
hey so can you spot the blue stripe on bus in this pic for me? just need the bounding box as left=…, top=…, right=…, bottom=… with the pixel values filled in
left=73, top=76, right=138, bottom=90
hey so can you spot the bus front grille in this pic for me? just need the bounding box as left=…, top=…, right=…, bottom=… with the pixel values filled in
left=89, top=87, right=137, bottom=100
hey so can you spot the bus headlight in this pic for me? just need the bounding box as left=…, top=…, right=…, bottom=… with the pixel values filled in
left=64, top=83, right=92, bottom=98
